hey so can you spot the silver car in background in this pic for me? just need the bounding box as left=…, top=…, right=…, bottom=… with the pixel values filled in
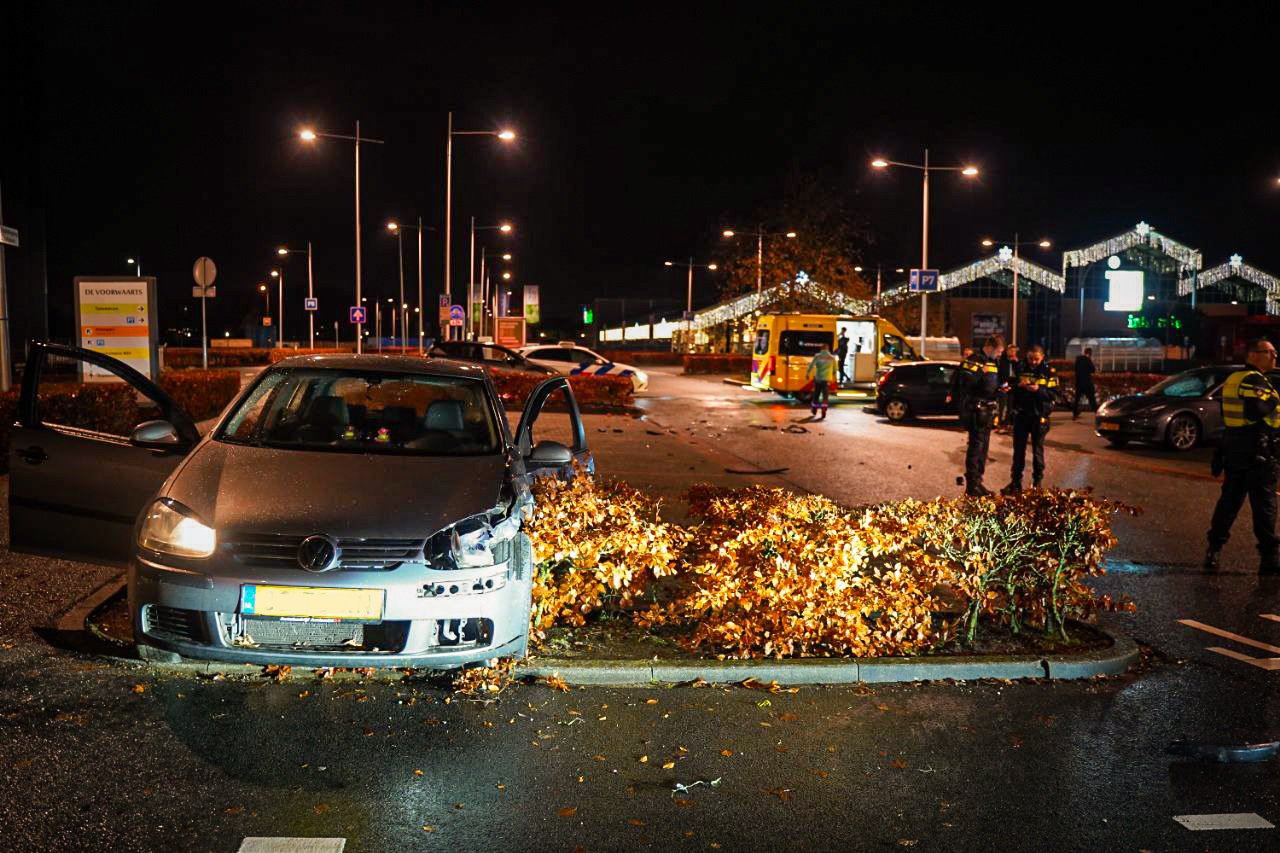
left=9, top=344, right=591, bottom=668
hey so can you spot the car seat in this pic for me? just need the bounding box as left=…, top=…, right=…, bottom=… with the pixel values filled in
left=296, top=395, right=350, bottom=443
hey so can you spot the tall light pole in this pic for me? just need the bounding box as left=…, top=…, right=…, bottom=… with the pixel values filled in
left=721, top=227, right=797, bottom=293
left=871, top=151, right=979, bottom=356
left=127, top=257, right=142, bottom=277
left=277, top=243, right=315, bottom=349
left=855, top=264, right=907, bottom=304
left=980, top=235, right=1052, bottom=347
left=299, top=123, right=385, bottom=353
left=664, top=258, right=718, bottom=349
left=269, top=268, right=284, bottom=348
left=444, top=114, right=516, bottom=340
left=386, top=222, right=406, bottom=349
left=387, top=219, right=432, bottom=353
left=469, top=221, right=514, bottom=339
left=258, top=283, right=270, bottom=345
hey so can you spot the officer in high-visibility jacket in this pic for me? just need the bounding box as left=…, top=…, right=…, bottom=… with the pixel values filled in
left=1002, top=343, right=1058, bottom=494
left=947, top=334, right=1005, bottom=496
left=1206, top=337, right=1280, bottom=573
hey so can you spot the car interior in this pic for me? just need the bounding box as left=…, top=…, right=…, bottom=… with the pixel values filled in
left=221, top=370, right=500, bottom=455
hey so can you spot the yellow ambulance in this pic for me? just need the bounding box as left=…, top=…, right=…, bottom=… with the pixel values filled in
left=749, top=314, right=919, bottom=399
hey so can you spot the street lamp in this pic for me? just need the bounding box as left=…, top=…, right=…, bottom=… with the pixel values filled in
left=444, top=114, right=516, bottom=340
left=298, top=122, right=385, bottom=353
left=126, top=257, right=142, bottom=277
left=721, top=226, right=798, bottom=294
left=979, top=234, right=1052, bottom=346
left=664, top=258, right=719, bottom=346
left=468, top=219, right=514, bottom=339
left=258, top=284, right=270, bottom=328
left=385, top=218, right=432, bottom=353
left=277, top=243, right=315, bottom=349
left=269, top=268, right=284, bottom=347
left=870, top=150, right=980, bottom=356
left=854, top=264, right=907, bottom=300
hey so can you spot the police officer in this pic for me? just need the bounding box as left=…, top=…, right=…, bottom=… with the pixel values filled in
left=1002, top=344, right=1058, bottom=494
left=947, top=334, right=1005, bottom=496
left=1206, top=337, right=1280, bottom=574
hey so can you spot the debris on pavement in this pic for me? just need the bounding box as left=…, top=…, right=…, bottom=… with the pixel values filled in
left=1166, top=738, right=1280, bottom=763
left=725, top=467, right=789, bottom=475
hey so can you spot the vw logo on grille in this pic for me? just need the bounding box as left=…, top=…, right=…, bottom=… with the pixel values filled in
left=297, top=535, right=340, bottom=573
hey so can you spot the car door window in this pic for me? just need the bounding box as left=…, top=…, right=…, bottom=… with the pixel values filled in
left=926, top=365, right=954, bottom=386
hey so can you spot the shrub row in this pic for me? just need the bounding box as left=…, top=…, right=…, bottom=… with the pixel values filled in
left=157, top=370, right=244, bottom=421
left=682, top=353, right=752, bottom=374
left=487, top=368, right=634, bottom=410
left=596, top=350, right=684, bottom=366
left=1055, top=372, right=1165, bottom=407
left=526, top=477, right=1134, bottom=658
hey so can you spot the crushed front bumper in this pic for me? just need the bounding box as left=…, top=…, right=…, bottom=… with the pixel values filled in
left=128, top=534, right=534, bottom=669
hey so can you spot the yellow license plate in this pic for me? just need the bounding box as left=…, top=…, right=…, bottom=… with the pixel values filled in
left=241, top=585, right=384, bottom=621
left=1099, top=421, right=1121, bottom=431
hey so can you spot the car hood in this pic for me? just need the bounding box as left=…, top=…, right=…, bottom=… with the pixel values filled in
left=163, top=440, right=508, bottom=539
left=1100, top=394, right=1179, bottom=416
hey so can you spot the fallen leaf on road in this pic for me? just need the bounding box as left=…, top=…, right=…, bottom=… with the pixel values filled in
left=638, top=755, right=649, bottom=763
left=542, top=674, right=571, bottom=692
left=628, top=818, right=645, bottom=827
left=763, top=787, right=792, bottom=802
left=496, top=783, right=506, bottom=791
left=889, top=758, right=909, bottom=769
left=421, top=825, right=435, bottom=833
left=313, top=803, right=330, bottom=815
left=558, top=806, right=578, bottom=818
left=662, top=761, right=676, bottom=769
left=592, top=754, right=607, bottom=761
left=131, top=684, right=146, bottom=694
left=263, top=664, right=291, bottom=683
left=673, top=798, right=695, bottom=808
left=223, top=806, right=243, bottom=815
left=414, top=769, right=424, bottom=776
left=719, top=749, right=733, bottom=757
left=645, top=698, right=658, bottom=705
left=362, top=727, right=374, bottom=737
left=297, top=690, right=310, bottom=700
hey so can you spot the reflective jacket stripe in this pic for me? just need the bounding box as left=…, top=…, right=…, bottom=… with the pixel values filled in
left=1222, top=370, right=1280, bottom=428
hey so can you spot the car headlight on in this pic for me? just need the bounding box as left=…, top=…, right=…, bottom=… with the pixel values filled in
left=138, top=499, right=216, bottom=558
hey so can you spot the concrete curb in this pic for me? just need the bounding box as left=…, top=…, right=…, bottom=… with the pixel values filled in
left=520, top=631, right=1140, bottom=687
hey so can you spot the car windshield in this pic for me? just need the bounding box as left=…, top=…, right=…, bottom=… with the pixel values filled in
left=217, top=368, right=500, bottom=455
left=1146, top=368, right=1229, bottom=398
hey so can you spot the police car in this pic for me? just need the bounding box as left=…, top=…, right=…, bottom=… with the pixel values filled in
left=517, top=342, right=649, bottom=392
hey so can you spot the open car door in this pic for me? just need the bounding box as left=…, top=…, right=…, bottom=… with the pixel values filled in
left=8, top=342, right=200, bottom=566
left=513, top=376, right=593, bottom=479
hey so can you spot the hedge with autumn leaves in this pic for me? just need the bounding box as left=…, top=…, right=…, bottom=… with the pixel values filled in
left=525, top=477, right=1134, bottom=658
left=0, top=370, right=242, bottom=474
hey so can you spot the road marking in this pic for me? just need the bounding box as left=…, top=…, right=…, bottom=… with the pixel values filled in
left=1205, top=646, right=1280, bottom=670
left=1262, top=613, right=1280, bottom=623
left=238, top=840, right=346, bottom=853
left=1174, top=813, right=1274, bottom=831
left=1177, top=619, right=1280, bottom=655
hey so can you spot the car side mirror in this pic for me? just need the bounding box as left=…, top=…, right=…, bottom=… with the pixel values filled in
left=527, top=439, right=573, bottom=467
left=131, top=419, right=184, bottom=450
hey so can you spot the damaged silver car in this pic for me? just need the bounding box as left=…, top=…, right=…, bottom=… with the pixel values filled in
left=9, top=343, right=591, bottom=667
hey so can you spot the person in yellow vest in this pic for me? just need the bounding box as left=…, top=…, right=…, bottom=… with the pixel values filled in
left=805, top=344, right=838, bottom=420
left=1206, top=338, right=1280, bottom=573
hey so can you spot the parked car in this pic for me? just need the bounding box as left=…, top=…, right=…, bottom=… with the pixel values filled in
left=429, top=340, right=556, bottom=375
left=1093, top=365, right=1255, bottom=451
left=875, top=360, right=961, bottom=422
left=517, top=342, right=649, bottom=391
left=8, top=343, right=592, bottom=667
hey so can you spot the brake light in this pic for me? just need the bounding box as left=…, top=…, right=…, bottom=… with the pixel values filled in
left=877, top=371, right=890, bottom=387
left=768, top=355, right=776, bottom=377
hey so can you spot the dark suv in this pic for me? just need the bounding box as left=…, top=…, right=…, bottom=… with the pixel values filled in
left=875, top=361, right=961, bottom=422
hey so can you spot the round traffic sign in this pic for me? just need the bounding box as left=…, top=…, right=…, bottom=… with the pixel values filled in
left=192, top=256, right=218, bottom=288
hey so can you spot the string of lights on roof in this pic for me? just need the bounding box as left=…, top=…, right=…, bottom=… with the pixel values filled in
left=878, top=251, right=1065, bottom=305
left=1192, top=254, right=1280, bottom=313
left=688, top=271, right=871, bottom=330
left=1061, top=221, right=1202, bottom=274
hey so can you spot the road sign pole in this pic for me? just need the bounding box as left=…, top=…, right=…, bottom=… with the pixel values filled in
left=307, top=240, right=315, bottom=350
left=920, top=148, right=929, bottom=358
left=0, top=180, right=11, bottom=392
left=201, top=290, right=208, bottom=369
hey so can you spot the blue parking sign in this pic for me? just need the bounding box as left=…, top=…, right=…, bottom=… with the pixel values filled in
left=349, top=306, right=367, bottom=324
left=909, top=268, right=940, bottom=292
left=304, top=297, right=319, bottom=311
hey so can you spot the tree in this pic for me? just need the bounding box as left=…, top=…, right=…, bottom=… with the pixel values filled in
left=716, top=173, right=874, bottom=309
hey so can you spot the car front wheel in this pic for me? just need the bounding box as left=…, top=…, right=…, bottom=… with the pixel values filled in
left=884, top=398, right=910, bottom=422
left=1166, top=413, right=1201, bottom=451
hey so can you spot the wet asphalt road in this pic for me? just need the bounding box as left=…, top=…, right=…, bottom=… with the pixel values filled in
left=2, top=370, right=1279, bottom=851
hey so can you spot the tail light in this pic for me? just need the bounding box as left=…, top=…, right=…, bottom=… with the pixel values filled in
left=877, top=370, right=890, bottom=387
left=767, top=355, right=776, bottom=376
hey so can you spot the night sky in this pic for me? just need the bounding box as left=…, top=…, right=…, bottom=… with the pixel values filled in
left=3, top=2, right=1276, bottom=343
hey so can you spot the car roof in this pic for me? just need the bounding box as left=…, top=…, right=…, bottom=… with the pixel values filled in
left=891, top=359, right=959, bottom=367
left=271, top=353, right=489, bottom=379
